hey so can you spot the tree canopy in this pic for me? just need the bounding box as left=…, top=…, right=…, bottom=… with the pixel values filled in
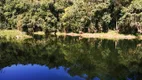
left=0, top=0, right=142, bottom=34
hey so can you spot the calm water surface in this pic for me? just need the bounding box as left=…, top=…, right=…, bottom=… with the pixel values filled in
left=0, top=36, right=142, bottom=80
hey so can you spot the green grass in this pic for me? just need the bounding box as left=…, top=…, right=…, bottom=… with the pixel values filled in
left=0, top=30, right=31, bottom=40
left=0, top=30, right=141, bottom=40
left=56, top=30, right=142, bottom=40
left=33, top=31, right=45, bottom=35
left=33, top=30, right=142, bottom=40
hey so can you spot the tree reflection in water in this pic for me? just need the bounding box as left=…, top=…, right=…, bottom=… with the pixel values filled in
left=0, top=36, right=142, bottom=80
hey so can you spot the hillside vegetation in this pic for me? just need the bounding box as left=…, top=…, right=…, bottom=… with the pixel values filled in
left=0, top=0, right=142, bottom=34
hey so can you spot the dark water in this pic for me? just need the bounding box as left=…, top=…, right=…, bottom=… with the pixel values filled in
left=0, top=36, right=142, bottom=80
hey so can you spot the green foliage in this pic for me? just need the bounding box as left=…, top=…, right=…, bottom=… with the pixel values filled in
left=0, top=0, right=142, bottom=34
left=118, top=0, right=142, bottom=34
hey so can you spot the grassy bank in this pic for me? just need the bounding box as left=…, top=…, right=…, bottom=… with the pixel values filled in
left=0, top=30, right=142, bottom=40
left=0, top=30, right=32, bottom=40
left=34, top=30, right=142, bottom=40
left=55, top=31, right=142, bottom=40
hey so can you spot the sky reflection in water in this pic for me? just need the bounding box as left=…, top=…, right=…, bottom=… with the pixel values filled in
left=0, top=64, right=91, bottom=80
left=0, top=64, right=134, bottom=80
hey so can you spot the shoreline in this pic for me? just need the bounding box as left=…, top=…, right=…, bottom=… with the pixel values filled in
left=0, top=30, right=142, bottom=40
left=53, top=31, right=142, bottom=40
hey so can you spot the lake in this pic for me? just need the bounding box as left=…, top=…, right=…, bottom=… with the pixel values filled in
left=0, top=36, right=142, bottom=80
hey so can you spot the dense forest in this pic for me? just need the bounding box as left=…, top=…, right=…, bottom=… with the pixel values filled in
left=0, top=0, right=142, bottom=34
